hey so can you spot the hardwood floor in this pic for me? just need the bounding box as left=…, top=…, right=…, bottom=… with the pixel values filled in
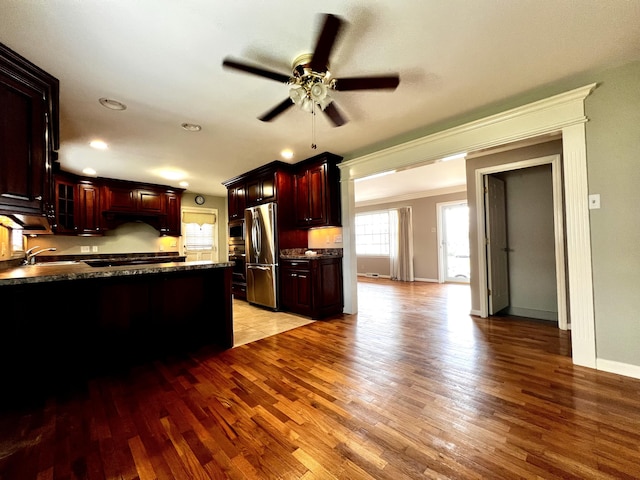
left=2, top=278, right=640, bottom=479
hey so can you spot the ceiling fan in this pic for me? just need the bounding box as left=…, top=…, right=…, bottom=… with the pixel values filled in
left=222, top=13, right=400, bottom=127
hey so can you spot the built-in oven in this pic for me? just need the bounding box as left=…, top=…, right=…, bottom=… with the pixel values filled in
left=228, top=218, right=246, bottom=299
left=228, top=218, right=245, bottom=248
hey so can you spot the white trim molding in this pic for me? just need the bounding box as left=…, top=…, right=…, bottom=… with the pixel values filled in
left=340, top=83, right=598, bottom=369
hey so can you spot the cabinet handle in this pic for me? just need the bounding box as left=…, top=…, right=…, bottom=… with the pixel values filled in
left=298, top=275, right=307, bottom=279
left=35, top=195, right=43, bottom=201
left=291, top=273, right=297, bottom=277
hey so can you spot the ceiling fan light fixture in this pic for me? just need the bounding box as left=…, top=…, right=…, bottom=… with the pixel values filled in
left=289, top=86, right=306, bottom=105
left=310, top=82, right=327, bottom=101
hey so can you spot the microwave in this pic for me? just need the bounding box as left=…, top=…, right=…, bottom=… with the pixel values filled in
left=228, top=218, right=245, bottom=247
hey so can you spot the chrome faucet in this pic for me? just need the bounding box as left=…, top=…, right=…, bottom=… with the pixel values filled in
left=23, top=246, right=57, bottom=265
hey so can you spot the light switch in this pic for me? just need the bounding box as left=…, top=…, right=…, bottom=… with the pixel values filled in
left=588, top=194, right=601, bottom=209
left=81, top=246, right=90, bottom=253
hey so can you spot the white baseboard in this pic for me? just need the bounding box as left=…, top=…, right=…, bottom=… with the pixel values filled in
left=357, top=273, right=391, bottom=279
left=414, top=277, right=438, bottom=283
left=596, top=358, right=640, bottom=380
left=505, top=307, right=558, bottom=321
left=470, top=309, right=482, bottom=316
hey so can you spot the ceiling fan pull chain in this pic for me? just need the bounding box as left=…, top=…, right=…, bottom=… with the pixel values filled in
left=311, top=102, right=317, bottom=149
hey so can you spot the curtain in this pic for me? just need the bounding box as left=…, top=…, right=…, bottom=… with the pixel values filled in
left=390, top=207, right=414, bottom=281
left=182, top=211, right=216, bottom=226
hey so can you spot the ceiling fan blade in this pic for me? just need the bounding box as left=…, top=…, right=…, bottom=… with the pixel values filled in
left=310, top=13, right=343, bottom=72
left=335, top=75, right=400, bottom=91
left=222, top=57, right=291, bottom=83
left=259, top=97, right=294, bottom=122
left=323, top=102, right=347, bottom=127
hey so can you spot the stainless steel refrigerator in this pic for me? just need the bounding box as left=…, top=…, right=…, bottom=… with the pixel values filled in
left=245, top=202, right=279, bottom=309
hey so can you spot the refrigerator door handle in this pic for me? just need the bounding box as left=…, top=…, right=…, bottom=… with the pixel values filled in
left=251, top=210, right=262, bottom=258
left=248, top=265, right=272, bottom=271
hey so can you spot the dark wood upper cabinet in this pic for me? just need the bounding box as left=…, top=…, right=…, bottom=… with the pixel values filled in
left=0, top=42, right=59, bottom=221
left=138, top=189, right=165, bottom=214
left=103, top=185, right=137, bottom=212
left=77, top=180, right=103, bottom=236
left=103, top=184, right=165, bottom=214
left=161, top=191, right=182, bottom=236
left=54, top=173, right=103, bottom=236
left=246, top=171, right=278, bottom=206
left=294, top=152, right=342, bottom=228
left=54, top=173, right=183, bottom=236
left=223, top=160, right=294, bottom=209
left=54, top=176, right=77, bottom=233
left=226, top=182, right=246, bottom=220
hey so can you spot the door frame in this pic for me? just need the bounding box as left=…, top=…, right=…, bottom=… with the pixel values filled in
left=181, top=206, right=219, bottom=262
left=436, top=200, right=470, bottom=283
left=340, top=83, right=597, bottom=367
left=474, top=154, right=568, bottom=330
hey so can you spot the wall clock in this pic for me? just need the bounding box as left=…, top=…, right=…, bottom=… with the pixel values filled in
left=195, top=195, right=205, bottom=205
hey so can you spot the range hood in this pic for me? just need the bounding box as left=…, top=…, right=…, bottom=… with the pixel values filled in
left=0, top=214, right=54, bottom=234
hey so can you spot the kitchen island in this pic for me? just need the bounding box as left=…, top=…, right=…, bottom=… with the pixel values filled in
left=0, top=260, right=233, bottom=404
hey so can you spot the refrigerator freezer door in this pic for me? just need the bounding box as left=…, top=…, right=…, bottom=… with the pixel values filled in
left=245, top=203, right=277, bottom=265
left=246, top=264, right=278, bottom=309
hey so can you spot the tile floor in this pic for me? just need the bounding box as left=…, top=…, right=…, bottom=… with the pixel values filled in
left=232, top=298, right=315, bottom=347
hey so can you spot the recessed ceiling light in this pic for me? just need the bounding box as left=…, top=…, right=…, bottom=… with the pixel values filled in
left=99, top=97, right=127, bottom=110
left=281, top=149, right=294, bottom=160
left=89, top=140, right=108, bottom=150
left=154, top=168, right=188, bottom=181
left=179, top=181, right=189, bottom=188
left=82, top=167, right=97, bottom=176
left=181, top=123, right=202, bottom=132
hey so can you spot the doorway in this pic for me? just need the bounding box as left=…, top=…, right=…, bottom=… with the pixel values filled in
left=437, top=201, right=470, bottom=283
left=476, top=154, right=568, bottom=330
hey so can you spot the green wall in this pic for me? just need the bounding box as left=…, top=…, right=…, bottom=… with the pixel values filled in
left=585, top=60, right=640, bottom=366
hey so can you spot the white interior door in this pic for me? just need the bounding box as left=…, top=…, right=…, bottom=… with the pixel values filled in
left=485, top=175, right=509, bottom=314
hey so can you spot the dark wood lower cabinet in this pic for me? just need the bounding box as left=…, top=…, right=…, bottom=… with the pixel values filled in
left=0, top=267, right=232, bottom=405
left=280, top=257, right=343, bottom=319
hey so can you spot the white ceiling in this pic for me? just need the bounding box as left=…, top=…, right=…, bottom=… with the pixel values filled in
left=2, top=1, right=639, bottom=203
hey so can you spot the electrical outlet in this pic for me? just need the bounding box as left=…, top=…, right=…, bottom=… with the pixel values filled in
left=81, top=246, right=90, bottom=253
left=334, top=234, right=342, bottom=243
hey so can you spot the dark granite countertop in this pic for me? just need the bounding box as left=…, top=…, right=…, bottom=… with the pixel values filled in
left=280, top=254, right=342, bottom=260
left=280, top=248, right=343, bottom=260
left=0, top=260, right=233, bottom=286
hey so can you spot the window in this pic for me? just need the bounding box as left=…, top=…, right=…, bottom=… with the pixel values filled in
left=184, top=222, right=215, bottom=250
left=11, top=228, right=24, bottom=252
left=355, top=211, right=390, bottom=255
